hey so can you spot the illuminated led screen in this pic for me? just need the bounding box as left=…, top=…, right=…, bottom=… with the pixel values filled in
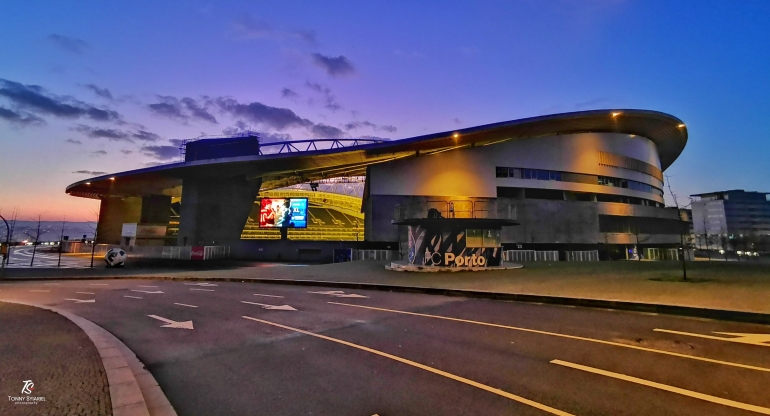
left=258, top=198, right=308, bottom=228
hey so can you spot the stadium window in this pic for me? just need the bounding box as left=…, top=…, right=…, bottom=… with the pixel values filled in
left=496, top=167, right=509, bottom=178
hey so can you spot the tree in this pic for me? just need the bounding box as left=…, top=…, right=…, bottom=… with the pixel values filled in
left=665, top=175, right=688, bottom=281
left=1, top=207, right=19, bottom=265
left=89, top=204, right=101, bottom=268
left=57, top=217, right=66, bottom=268
left=22, top=214, right=49, bottom=267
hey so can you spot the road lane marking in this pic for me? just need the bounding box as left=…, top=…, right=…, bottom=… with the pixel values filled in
left=184, top=283, right=218, bottom=287
left=89, top=283, right=108, bottom=286
left=654, top=329, right=770, bottom=347
left=551, top=359, right=770, bottom=414
left=328, top=302, right=770, bottom=373
left=77, top=292, right=96, bottom=295
left=65, top=298, right=95, bottom=303
left=131, top=290, right=164, bottom=294
left=308, top=290, right=368, bottom=298
left=174, top=303, right=198, bottom=308
left=253, top=293, right=284, bottom=298
left=29, top=290, right=50, bottom=292
left=190, top=288, right=215, bottom=292
left=241, top=301, right=297, bottom=311
left=43, top=283, right=61, bottom=285
left=124, top=295, right=143, bottom=299
left=137, top=285, right=158, bottom=288
left=242, top=316, right=573, bottom=416
left=148, top=315, right=193, bottom=329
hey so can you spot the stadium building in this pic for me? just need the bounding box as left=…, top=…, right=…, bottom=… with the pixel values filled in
left=66, top=109, right=689, bottom=262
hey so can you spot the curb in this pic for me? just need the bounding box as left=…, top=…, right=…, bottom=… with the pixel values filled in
left=0, top=300, right=177, bottom=416
left=5, top=274, right=770, bottom=325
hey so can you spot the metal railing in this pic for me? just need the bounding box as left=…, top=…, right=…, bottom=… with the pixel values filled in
left=565, top=250, right=599, bottom=261
left=503, top=250, right=559, bottom=262
left=354, top=249, right=397, bottom=261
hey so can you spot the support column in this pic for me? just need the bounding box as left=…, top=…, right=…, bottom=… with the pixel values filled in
left=177, top=176, right=262, bottom=246
left=96, top=197, right=142, bottom=244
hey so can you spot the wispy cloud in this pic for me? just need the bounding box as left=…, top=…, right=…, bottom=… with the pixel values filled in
left=65, top=138, right=82, bottom=145
left=83, top=84, right=114, bottom=101
left=73, top=170, right=107, bottom=175
left=0, top=107, right=45, bottom=126
left=0, top=79, right=121, bottom=122
left=310, top=53, right=355, bottom=77
left=140, top=145, right=180, bottom=161
left=147, top=96, right=217, bottom=124
left=232, top=14, right=317, bottom=45
left=48, top=34, right=90, bottom=54
left=305, top=81, right=341, bottom=111
left=72, top=125, right=133, bottom=142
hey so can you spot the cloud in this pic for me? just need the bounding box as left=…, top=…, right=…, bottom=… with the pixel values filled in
left=310, top=123, right=345, bottom=138
left=0, top=106, right=45, bottom=126
left=344, top=120, right=396, bottom=133
left=121, top=149, right=133, bottom=155
left=358, top=135, right=391, bottom=141
left=232, top=14, right=317, bottom=45
left=65, top=138, right=82, bottom=145
left=304, top=81, right=341, bottom=111
left=169, top=138, right=186, bottom=147
left=83, top=84, right=113, bottom=101
left=141, top=145, right=180, bottom=161
left=73, top=124, right=132, bottom=142
left=148, top=96, right=216, bottom=124
left=575, top=97, right=611, bottom=109
left=91, top=150, right=107, bottom=157
left=48, top=34, right=89, bottom=54
left=260, top=132, right=292, bottom=143
left=452, top=117, right=462, bottom=124
left=73, top=170, right=107, bottom=175
left=310, top=53, right=355, bottom=77
left=0, top=79, right=121, bottom=122
left=132, top=130, right=161, bottom=142
left=214, top=97, right=313, bottom=131
left=281, top=88, right=298, bottom=99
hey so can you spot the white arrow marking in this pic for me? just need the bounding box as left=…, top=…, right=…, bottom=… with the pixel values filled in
left=253, top=293, right=284, bottom=298
left=30, top=290, right=50, bottom=292
left=137, top=285, right=158, bottom=288
left=77, top=292, right=95, bottom=295
left=190, top=288, right=215, bottom=292
left=308, top=290, right=368, bottom=298
left=655, top=329, right=770, bottom=347
left=241, top=301, right=297, bottom=311
left=174, top=303, right=198, bottom=308
left=148, top=315, right=194, bottom=330
left=131, top=290, right=164, bottom=294
left=124, top=295, right=143, bottom=299
left=65, top=298, right=95, bottom=303
left=184, top=283, right=218, bottom=287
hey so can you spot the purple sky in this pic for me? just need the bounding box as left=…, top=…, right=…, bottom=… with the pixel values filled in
left=1, top=0, right=769, bottom=221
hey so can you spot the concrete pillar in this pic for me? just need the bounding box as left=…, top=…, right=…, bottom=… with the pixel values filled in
left=177, top=176, right=262, bottom=246
left=96, top=196, right=142, bottom=244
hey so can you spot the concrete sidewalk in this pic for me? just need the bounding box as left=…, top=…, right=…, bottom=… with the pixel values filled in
left=0, top=302, right=111, bottom=416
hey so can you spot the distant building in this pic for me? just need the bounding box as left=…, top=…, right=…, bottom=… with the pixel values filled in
left=690, top=190, right=770, bottom=254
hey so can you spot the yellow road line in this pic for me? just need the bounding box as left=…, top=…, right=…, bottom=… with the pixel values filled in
left=551, top=359, right=770, bottom=415
left=328, top=302, right=770, bottom=373
left=242, top=315, right=573, bottom=416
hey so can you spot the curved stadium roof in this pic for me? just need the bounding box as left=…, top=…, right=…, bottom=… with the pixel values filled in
left=66, top=109, right=687, bottom=200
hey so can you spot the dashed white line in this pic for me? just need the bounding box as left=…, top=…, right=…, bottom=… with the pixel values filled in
left=174, top=303, right=199, bottom=308
left=77, top=292, right=96, bottom=295
left=190, top=288, right=215, bottom=292
left=29, top=290, right=50, bottom=292
left=43, top=283, right=61, bottom=285
left=253, top=293, right=284, bottom=298
left=124, top=295, right=143, bottom=299
left=89, top=283, right=108, bottom=286
left=137, top=285, right=159, bottom=288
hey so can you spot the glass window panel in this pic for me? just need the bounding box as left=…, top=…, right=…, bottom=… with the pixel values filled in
left=482, top=229, right=500, bottom=247
left=466, top=229, right=483, bottom=247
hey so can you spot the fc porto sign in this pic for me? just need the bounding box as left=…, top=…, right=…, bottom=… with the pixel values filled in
left=408, top=224, right=501, bottom=268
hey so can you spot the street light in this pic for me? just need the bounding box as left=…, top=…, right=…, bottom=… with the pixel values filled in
left=0, top=214, right=9, bottom=280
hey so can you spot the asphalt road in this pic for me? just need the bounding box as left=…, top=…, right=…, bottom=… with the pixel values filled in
left=2, top=279, right=770, bottom=415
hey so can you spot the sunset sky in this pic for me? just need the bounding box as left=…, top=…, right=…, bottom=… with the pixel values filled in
left=1, top=0, right=769, bottom=221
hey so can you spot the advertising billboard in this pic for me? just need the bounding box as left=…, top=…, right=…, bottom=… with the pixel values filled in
left=258, top=198, right=308, bottom=228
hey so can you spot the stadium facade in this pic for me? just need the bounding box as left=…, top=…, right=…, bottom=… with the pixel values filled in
left=66, top=109, right=689, bottom=262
